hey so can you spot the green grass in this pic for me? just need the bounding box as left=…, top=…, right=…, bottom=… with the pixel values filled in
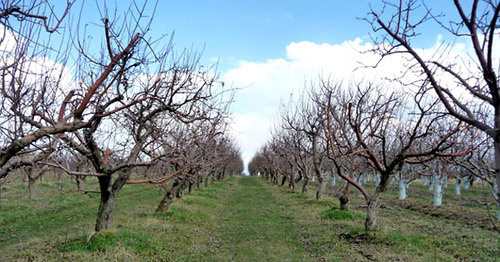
left=320, top=206, right=364, bottom=220
left=0, top=175, right=498, bottom=261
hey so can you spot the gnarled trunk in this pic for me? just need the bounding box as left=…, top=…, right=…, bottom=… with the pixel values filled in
left=156, top=180, right=182, bottom=212
left=365, top=193, right=382, bottom=231
left=95, top=176, right=115, bottom=231
left=95, top=174, right=128, bottom=232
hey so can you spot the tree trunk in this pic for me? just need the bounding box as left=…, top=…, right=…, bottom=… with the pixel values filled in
left=433, top=176, right=443, bottom=207
left=454, top=179, right=461, bottom=196
left=28, top=177, right=36, bottom=199
left=95, top=174, right=128, bottom=232
left=398, top=180, right=406, bottom=200
left=316, top=176, right=327, bottom=201
left=281, top=175, right=287, bottom=187
left=288, top=173, right=296, bottom=192
left=463, top=176, right=470, bottom=190
left=95, top=176, right=115, bottom=231
left=365, top=193, right=382, bottom=231
left=156, top=181, right=179, bottom=212
left=188, top=179, right=194, bottom=194
left=302, top=178, right=309, bottom=194
left=157, top=180, right=182, bottom=212
left=494, top=135, right=500, bottom=219
left=340, top=183, right=350, bottom=210
left=339, top=195, right=349, bottom=211
left=76, top=176, right=84, bottom=191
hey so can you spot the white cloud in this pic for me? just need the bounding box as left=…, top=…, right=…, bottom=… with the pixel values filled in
left=224, top=38, right=387, bottom=167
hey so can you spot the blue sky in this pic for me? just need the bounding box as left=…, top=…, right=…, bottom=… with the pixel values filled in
left=153, top=0, right=375, bottom=70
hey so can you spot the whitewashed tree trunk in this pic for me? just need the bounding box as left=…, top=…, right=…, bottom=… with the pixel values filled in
left=331, top=173, right=336, bottom=186
left=492, top=184, right=500, bottom=221
left=434, top=176, right=443, bottom=207
left=443, top=177, right=448, bottom=189
left=422, top=176, right=427, bottom=186
left=454, top=179, right=461, bottom=196
left=428, top=176, right=434, bottom=191
left=398, top=180, right=406, bottom=200
left=375, top=174, right=380, bottom=187
left=463, top=176, right=470, bottom=190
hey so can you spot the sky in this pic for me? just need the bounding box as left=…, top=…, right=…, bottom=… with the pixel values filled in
left=148, top=0, right=459, bottom=172
left=152, top=0, right=383, bottom=171
left=50, top=0, right=465, bottom=173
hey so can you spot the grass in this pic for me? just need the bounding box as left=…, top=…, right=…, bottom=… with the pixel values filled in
left=320, top=206, right=364, bottom=220
left=0, top=175, right=498, bottom=261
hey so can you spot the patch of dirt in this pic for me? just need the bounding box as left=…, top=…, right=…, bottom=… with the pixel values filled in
left=339, top=233, right=379, bottom=261
left=387, top=198, right=499, bottom=232
left=338, top=232, right=374, bottom=244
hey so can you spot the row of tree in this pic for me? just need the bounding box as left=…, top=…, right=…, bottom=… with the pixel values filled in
left=0, top=0, right=243, bottom=232
left=250, top=0, right=499, bottom=231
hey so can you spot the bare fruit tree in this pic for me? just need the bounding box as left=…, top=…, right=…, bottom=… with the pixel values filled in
left=0, top=0, right=78, bottom=177
left=366, top=0, right=500, bottom=218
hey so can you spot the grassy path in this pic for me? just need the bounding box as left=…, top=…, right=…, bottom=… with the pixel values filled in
left=207, top=176, right=310, bottom=261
